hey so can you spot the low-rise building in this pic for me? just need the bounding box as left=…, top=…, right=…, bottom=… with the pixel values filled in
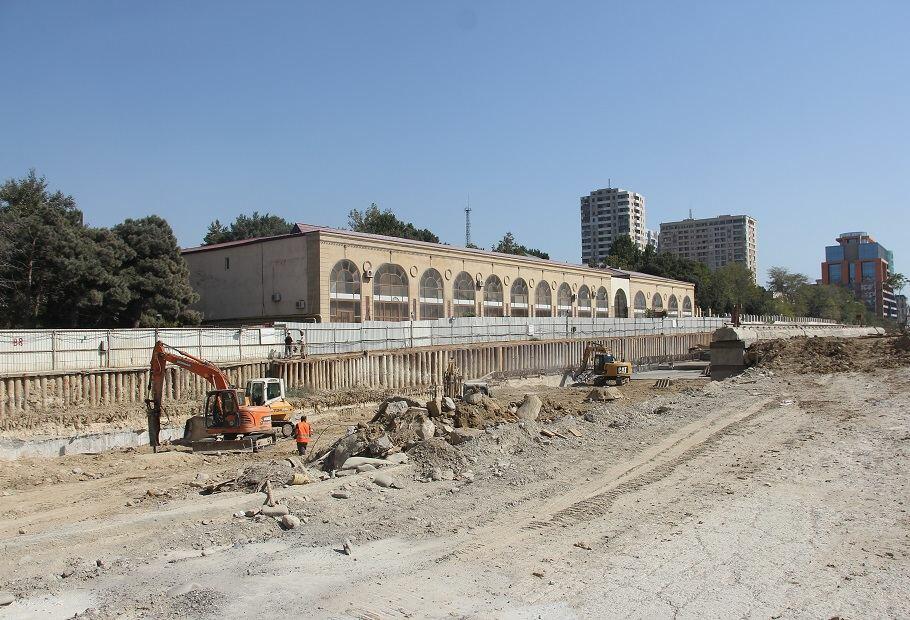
left=821, top=231, right=897, bottom=320
left=658, top=215, right=758, bottom=276
left=182, top=223, right=696, bottom=324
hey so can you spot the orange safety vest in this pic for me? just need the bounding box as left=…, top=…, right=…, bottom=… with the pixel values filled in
left=295, top=421, right=311, bottom=444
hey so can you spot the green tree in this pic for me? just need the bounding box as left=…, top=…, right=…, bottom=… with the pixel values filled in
left=491, top=232, right=550, bottom=259
left=767, top=267, right=810, bottom=299
left=604, top=235, right=642, bottom=271
left=0, top=172, right=203, bottom=328
left=113, top=216, right=201, bottom=327
left=348, top=203, right=439, bottom=243
left=0, top=171, right=92, bottom=326
left=886, top=272, right=907, bottom=292
left=203, top=212, right=293, bottom=245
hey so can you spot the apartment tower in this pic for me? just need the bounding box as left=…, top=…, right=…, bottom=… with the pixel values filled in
left=659, top=214, right=758, bottom=276
left=580, top=187, right=648, bottom=266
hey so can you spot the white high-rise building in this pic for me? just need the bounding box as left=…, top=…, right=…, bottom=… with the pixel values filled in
left=580, top=187, right=648, bottom=265
left=659, top=214, right=758, bottom=276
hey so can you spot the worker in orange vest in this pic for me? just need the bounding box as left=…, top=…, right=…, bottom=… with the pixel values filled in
left=295, top=415, right=311, bottom=457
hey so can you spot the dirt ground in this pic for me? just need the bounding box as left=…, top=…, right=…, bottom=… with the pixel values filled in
left=1, top=336, right=908, bottom=619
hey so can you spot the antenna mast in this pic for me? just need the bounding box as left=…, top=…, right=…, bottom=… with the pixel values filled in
left=465, top=195, right=472, bottom=246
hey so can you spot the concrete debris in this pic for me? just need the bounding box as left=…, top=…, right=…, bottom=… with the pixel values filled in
left=574, top=541, right=592, bottom=550
left=442, top=396, right=456, bottom=412
left=464, top=392, right=484, bottom=405
left=332, top=491, right=350, bottom=499
left=281, top=514, right=301, bottom=529
left=0, top=592, right=13, bottom=606
left=244, top=509, right=258, bottom=517
left=356, top=464, right=376, bottom=473
left=373, top=473, right=403, bottom=489
left=341, top=456, right=392, bottom=470
left=386, top=453, right=409, bottom=465
left=416, top=416, right=436, bottom=441
left=342, top=538, right=354, bottom=556
left=516, top=394, right=543, bottom=421
left=260, top=504, right=290, bottom=517
left=583, top=412, right=596, bottom=422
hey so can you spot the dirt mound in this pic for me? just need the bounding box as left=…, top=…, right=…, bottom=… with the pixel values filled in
left=748, top=335, right=910, bottom=374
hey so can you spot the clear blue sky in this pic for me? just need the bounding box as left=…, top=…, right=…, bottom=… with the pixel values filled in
left=2, top=1, right=908, bottom=285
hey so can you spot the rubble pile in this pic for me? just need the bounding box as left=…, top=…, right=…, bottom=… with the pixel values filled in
left=315, top=392, right=547, bottom=475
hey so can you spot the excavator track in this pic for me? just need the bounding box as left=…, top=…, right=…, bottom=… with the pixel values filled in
left=190, top=431, right=278, bottom=453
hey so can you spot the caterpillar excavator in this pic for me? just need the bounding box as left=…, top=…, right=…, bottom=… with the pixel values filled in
left=561, top=344, right=633, bottom=387
left=145, top=341, right=278, bottom=453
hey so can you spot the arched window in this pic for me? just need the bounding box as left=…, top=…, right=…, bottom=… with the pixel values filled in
left=577, top=285, right=592, bottom=318
left=634, top=291, right=647, bottom=317
left=683, top=295, right=693, bottom=317
left=329, top=259, right=361, bottom=322
left=614, top=289, right=628, bottom=318
left=419, top=269, right=444, bottom=320
left=510, top=278, right=529, bottom=317
left=452, top=271, right=476, bottom=318
left=596, top=286, right=610, bottom=317
left=556, top=283, right=573, bottom=317
left=652, top=293, right=664, bottom=312
left=535, top=281, right=552, bottom=317
left=668, top=294, right=679, bottom=317
left=483, top=275, right=504, bottom=317
left=373, top=263, right=409, bottom=321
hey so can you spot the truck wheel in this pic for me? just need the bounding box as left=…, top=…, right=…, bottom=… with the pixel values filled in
left=281, top=423, right=294, bottom=438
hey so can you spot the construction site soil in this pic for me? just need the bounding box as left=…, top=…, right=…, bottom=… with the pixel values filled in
left=1, top=335, right=908, bottom=619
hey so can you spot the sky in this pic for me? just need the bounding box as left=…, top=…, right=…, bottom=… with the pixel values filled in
left=1, top=1, right=908, bottom=285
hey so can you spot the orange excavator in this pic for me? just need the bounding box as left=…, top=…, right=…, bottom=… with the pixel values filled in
left=145, top=341, right=276, bottom=452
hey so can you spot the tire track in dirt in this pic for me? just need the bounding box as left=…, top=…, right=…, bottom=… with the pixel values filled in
left=530, top=396, right=775, bottom=529
left=438, top=394, right=776, bottom=565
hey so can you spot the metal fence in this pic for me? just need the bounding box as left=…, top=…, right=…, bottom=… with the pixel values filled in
left=0, top=313, right=839, bottom=375
left=0, top=327, right=285, bottom=375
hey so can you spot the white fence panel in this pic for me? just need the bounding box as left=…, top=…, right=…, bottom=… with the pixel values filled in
left=0, top=313, right=839, bottom=375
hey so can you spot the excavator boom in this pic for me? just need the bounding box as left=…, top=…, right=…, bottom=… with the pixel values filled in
left=145, top=341, right=233, bottom=449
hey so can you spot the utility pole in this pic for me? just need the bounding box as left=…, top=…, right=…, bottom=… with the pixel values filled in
left=465, top=195, right=472, bottom=247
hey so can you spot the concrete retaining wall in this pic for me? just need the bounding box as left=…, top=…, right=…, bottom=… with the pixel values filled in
left=0, top=332, right=710, bottom=434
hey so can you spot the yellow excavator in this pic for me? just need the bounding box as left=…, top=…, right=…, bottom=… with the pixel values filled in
left=563, top=344, right=633, bottom=386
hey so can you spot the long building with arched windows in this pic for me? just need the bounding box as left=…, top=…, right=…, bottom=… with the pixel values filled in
left=182, top=223, right=697, bottom=324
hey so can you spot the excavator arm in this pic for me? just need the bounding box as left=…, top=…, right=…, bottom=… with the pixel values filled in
left=145, top=341, right=232, bottom=450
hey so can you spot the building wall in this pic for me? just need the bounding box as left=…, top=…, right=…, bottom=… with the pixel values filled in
left=183, top=228, right=695, bottom=324
left=627, top=276, right=696, bottom=318
left=581, top=187, right=648, bottom=265
left=317, top=230, right=619, bottom=321
left=659, top=215, right=758, bottom=275
left=184, top=236, right=314, bottom=323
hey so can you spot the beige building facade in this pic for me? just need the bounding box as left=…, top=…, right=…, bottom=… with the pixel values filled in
left=182, top=223, right=696, bottom=324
